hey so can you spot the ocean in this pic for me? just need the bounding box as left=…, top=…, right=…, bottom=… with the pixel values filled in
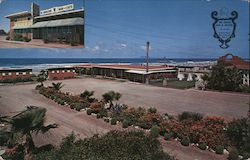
left=0, top=58, right=216, bottom=73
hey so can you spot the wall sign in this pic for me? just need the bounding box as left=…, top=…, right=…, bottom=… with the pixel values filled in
left=40, top=4, right=74, bottom=16
left=211, top=10, right=238, bottom=49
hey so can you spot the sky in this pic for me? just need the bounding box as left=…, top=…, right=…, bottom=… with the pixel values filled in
left=0, top=0, right=249, bottom=59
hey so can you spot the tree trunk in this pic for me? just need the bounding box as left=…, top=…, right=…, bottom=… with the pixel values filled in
left=23, top=133, right=34, bottom=160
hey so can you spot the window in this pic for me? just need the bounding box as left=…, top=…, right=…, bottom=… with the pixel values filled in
left=23, top=72, right=26, bottom=75
left=73, top=70, right=75, bottom=73
left=29, top=72, right=32, bottom=74
left=67, top=70, right=70, bottom=72
left=62, top=70, right=65, bottom=73
left=2, top=73, right=6, bottom=76
left=8, top=73, right=12, bottom=76
left=52, top=71, right=55, bottom=73
left=57, top=70, right=60, bottom=73
left=16, top=72, right=19, bottom=75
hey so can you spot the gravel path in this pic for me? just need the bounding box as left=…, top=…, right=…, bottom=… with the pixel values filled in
left=0, top=78, right=247, bottom=159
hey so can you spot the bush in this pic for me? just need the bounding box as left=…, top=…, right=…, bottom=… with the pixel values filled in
left=122, top=119, right=129, bottom=128
left=104, top=118, right=109, bottom=123
left=178, top=111, right=203, bottom=121
left=228, top=149, right=239, bottom=160
left=5, top=36, right=10, bottom=40
left=243, top=152, right=250, bottom=159
left=227, top=118, right=250, bottom=153
left=86, top=109, right=92, bottom=115
left=164, top=132, right=173, bottom=141
left=13, top=34, right=23, bottom=41
left=150, top=125, right=159, bottom=138
left=33, top=130, right=171, bottom=160
left=96, top=113, right=101, bottom=119
left=148, top=107, right=157, bottom=113
left=111, top=118, right=117, bottom=125
left=23, top=37, right=31, bottom=42
left=198, top=142, right=207, bottom=150
left=215, top=145, right=224, bottom=154
left=181, top=137, right=190, bottom=146
left=72, top=103, right=87, bottom=111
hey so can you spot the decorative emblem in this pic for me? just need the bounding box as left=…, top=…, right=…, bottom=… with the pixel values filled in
left=211, top=10, right=238, bottom=49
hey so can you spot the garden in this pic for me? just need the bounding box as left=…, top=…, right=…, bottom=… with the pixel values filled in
left=36, top=82, right=250, bottom=160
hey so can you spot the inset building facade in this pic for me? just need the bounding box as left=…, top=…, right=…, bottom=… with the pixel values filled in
left=5, top=3, right=84, bottom=45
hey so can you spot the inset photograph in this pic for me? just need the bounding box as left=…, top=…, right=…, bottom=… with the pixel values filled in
left=0, top=0, right=84, bottom=48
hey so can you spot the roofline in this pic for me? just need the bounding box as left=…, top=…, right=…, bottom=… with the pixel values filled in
left=34, top=8, right=84, bottom=19
left=5, top=11, right=31, bottom=19
left=47, top=67, right=75, bottom=70
left=0, top=68, right=32, bottom=72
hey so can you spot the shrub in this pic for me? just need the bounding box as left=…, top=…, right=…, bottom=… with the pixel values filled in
left=122, top=119, right=129, bottom=128
left=181, top=137, right=190, bottom=146
left=150, top=125, right=159, bottom=138
left=228, top=149, right=239, bottom=160
left=111, top=118, right=117, bottom=125
left=227, top=118, right=250, bottom=152
left=148, top=107, right=157, bottom=113
left=33, top=130, right=171, bottom=160
left=13, top=34, right=23, bottom=41
left=72, top=103, right=87, bottom=111
left=164, top=132, right=173, bottom=141
left=198, top=142, right=207, bottom=150
left=86, top=109, right=92, bottom=115
left=178, top=111, right=203, bottom=121
left=243, top=152, right=250, bottom=159
left=104, top=118, right=109, bottom=123
left=96, top=113, right=101, bottom=119
left=6, top=36, right=10, bottom=40
left=215, top=145, right=224, bottom=154
left=23, top=37, right=31, bottom=42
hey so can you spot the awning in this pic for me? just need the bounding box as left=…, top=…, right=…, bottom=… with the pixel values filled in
left=125, top=69, right=177, bottom=75
left=12, top=25, right=31, bottom=29
left=30, top=17, right=84, bottom=28
left=30, top=21, right=49, bottom=28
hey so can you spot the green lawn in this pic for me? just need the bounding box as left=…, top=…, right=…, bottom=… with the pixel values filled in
left=166, top=80, right=195, bottom=89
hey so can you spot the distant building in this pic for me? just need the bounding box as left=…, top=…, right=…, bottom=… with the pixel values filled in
left=5, top=3, right=84, bottom=45
left=177, top=65, right=212, bottom=81
left=0, top=68, right=33, bottom=81
left=219, top=53, right=250, bottom=86
left=47, top=67, right=76, bottom=80
left=76, top=64, right=177, bottom=83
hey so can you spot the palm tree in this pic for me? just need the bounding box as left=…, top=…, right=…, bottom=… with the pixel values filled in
left=52, top=82, right=64, bottom=91
left=80, top=90, right=95, bottom=102
left=8, top=106, right=57, bottom=160
left=102, top=91, right=122, bottom=107
left=37, top=70, right=47, bottom=86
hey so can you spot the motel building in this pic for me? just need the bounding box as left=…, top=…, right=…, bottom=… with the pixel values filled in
left=5, top=3, right=84, bottom=45
left=76, top=64, right=177, bottom=83
left=0, top=68, right=33, bottom=81
left=47, top=67, right=76, bottom=80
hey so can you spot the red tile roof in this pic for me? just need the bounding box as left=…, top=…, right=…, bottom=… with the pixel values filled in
left=76, top=64, right=175, bottom=70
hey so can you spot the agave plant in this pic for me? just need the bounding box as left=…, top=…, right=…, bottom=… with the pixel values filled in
left=52, top=82, right=64, bottom=91
left=102, top=91, right=122, bottom=108
left=80, top=90, right=95, bottom=102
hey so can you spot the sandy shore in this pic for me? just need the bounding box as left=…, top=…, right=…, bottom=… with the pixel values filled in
left=1, top=78, right=248, bottom=160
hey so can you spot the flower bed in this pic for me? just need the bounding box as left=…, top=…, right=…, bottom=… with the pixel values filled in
left=36, top=85, right=249, bottom=159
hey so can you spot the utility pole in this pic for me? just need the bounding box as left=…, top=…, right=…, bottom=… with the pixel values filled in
left=146, top=41, right=150, bottom=73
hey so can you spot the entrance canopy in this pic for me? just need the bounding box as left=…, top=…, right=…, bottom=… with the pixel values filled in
left=30, top=17, right=83, bottom=28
